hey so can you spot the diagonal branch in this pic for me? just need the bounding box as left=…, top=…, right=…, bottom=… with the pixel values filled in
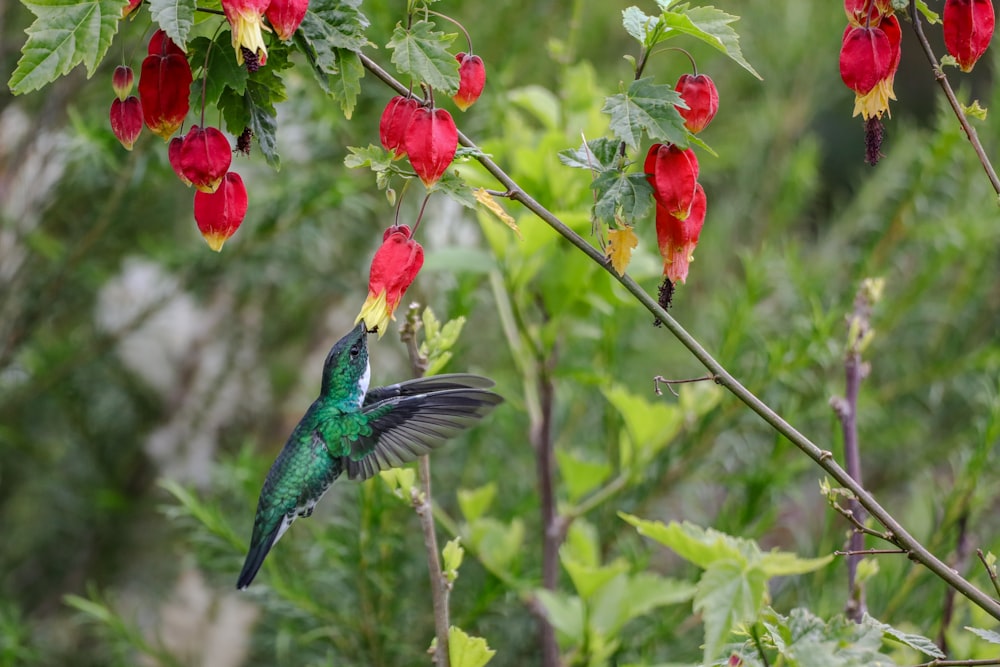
left=357, top=51, right=1000, bottom=624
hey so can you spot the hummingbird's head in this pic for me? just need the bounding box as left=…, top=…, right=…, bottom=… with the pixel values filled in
left=321, top=320, right=370, bottom=405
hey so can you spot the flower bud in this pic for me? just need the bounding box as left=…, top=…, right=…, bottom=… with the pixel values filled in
left=452, top=53, right=486, bottom=111
left=112, top=65, right=134, bottom=101
left=266, top=0, right=309, bottom=41
left=109, top=96, right=143, bottom=150
left=404, top=107, right=458, bottom=187
left=179, top=125, right=233, bottom=193
left=674, top=73, right=719, bottom=134
left=644, top=143, right=699, bottom=220
left=943, top=0, right=995, bottom=72
left=379, top=96, right=419, bottom=159
left=138, top=31, right=192, bottom=140
left=194, top=172, right=248, bottom=252
left=122, top=0, right=142, bottom=18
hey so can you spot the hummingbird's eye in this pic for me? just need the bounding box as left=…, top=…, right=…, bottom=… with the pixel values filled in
left=349, top=343, right=360, bottom=358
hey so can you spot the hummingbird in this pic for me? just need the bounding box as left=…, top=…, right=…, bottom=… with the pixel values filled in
left=236, top=320, right=502, bottom=589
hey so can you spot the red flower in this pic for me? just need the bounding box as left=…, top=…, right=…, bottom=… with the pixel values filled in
left=644, top=143, right=699, bottom=220
left=379, top=96, right=419, bottom=159
left=122, top=0, right=142, bottom=18
left=404, top=107, right=458, bottom=187
left=222, top=0, right=271, bottom=67
left=453, top=53, right=486, bottom=111
left=194, top=172, right=248, bottom=252
left=356, top=225, right=425, bottom=336
left=844, top=0, right=893, bottom=26
left=674, top=73, right=719, bottom=134
left=168, top=137, right=191, bottom=185
left=179, top=125, right=232, bottom=193
left=110, top=97, right=143, bottom=150
left=656, top=183, right=706, bottom=284
left=839, top=14, right=901, bottom=119
left=944, top=0, right=995, bottom=72
left=138, top=30, right=192, bottom=140
left=266, top=0, right=308, bottom=41
left=112, top=65, right=134, bottom=101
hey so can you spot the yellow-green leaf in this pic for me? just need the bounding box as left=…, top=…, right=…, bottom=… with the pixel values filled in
left=606, top=226, right=639, bottom=276
left=449, top=626, right=496, bottom=667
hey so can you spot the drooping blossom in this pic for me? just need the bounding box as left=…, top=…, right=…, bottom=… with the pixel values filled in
left=138, top=30, right=192, bottom=140
left=943, top=0, right=995, bottom=72
left=194, top=172, right=249, bottom=252
left=222, top=0, right=271, bottom=67
left=179, top=125, right=233, bottom=193
left=655, top=183, right=706, bottom=284
left=674, top=73, right=719, bottom=134
left=453, top=53, right=486, bottom=111
left=644, top=143, right=699, bottom=220
left=110, top=97, right=143, bottom=150
left=355, top=225, right=424, bottom=337
left=266, top=0, right=309, bottom=41
left=839, top=14, right=901, bottom=119
left=379, top=96, right=419, bottom=159
left=404, top=107, right=458, bottom=187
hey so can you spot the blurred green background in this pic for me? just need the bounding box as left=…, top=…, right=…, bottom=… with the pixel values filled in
left=1, top=1, right=999, bottom=665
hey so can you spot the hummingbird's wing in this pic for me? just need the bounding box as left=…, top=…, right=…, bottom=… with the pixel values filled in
left=344, top=385, right=503, bottom=481
left=362, top=374, right=495, bottom=405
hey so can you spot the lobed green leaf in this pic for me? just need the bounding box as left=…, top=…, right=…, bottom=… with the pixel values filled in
left=387, top=20, right=459, bottom=94
left=660, top=6, right=762, bottom=80
left=591, top=170, right=653, bottom=225
left=9, top=0, right=123, bottom=95
left=602, top=77, right=688, bottom=150
left=149, top=0, right=196, bottom=49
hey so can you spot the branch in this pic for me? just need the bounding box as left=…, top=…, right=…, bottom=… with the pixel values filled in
left=908, top=0, right=1000, bottom=196
left=911, top=660, right=1000, bottom=667
left=400, top=308, right=449, bottom=667
left=357, top=51, right=1000, bottom=624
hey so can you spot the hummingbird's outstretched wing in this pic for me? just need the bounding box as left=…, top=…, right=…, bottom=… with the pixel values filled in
left=345, top=379, right=503, bottom=480
left=362, top=373, right=496, bottom=405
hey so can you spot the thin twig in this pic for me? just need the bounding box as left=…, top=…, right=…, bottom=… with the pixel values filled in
left=911, top=659, right=1000, bottom=667
left=653, top=374, right=717, bottom=397
left=830, top=499, right=896, bottom=543
left=908, top=0, right=1000, bottom=196
left=400, top=308, right=449, bottom=666
left=357, top=50, right=1000, bottom=624
left=977, top=549, right=1000, bottom=599
left=834, top=548, right=908, bottom=556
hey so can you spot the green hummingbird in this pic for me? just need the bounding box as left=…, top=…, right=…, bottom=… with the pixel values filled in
left=236, top=320, right=502, bottom=590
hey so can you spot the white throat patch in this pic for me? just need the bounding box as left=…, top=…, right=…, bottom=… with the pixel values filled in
left=358, top=359, right=371, bottom=402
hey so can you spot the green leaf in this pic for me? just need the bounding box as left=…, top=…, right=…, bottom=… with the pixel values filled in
left=762, top=607, right=893, bottom=667
left=188, top=36, right=247, bottom=109
left=534, top=590, right=584, bottom=643
left=149, top=0, right=197, bottom=48
left=915, top=0, right=940, bottom=23
left=592, top=170, right=654, bottom=224
left=602, top=384, right=683, bottom=468
left=344, top=144, right=395, bottom=171
left=623, top=572, right=696, bottom=618
left=556, top=449, right=612, bottom=502
left=448, top=626, right=496, bottom=667
left=558, top=137, right=621, bottom=171
left=561, top=553, right=629, bottom=601
left=602, top=78, right=688, bottom=150
left=622, top=6, right=657, bottom=44
left=467, top=517, right=523, bottom=576
left=864, top=614, right=943, bottom=659
left=9, top=0, right=123, bottom=95
left=660, top=6, right=762, bottom=80
left=431, top=170, right=478, bottom=209
left=219, top=44, right=290, bottom=168
left=442, top=537, right=464, bottom=583
left=966, top=626, right=1000, bottom=645
left=458, top=482, right=497, bottom=523
left=387, top=20, right=459, bottom=94
left=618, top=514, right=748, bottom=569
left=295, top=0, right=368, bottom=116
left=759, top=550, right=833, bottom=577
left=694, top=560, right=767, bottom=665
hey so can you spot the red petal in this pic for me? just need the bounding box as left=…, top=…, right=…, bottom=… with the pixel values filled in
left=194, top=172, right=248, bottom=251
left=404, top=107, right=458, bottom=187
left=168, top=137, right=191, bottom=186
left=180, top=125, right=233, bottom=193
left=109, top=97, right=143, bottom=150
left=138, top=50, right=192, bottom=140
left=453, top=53, right=486, bottom=111
left=656, top=183, right=706, bottom=284
left=944, top=0, right=996, bottom=72
left=645, top=143, right=699, bottom=219
left=839, top=24, right=893, bottom=95
left=266, top=0, right=309, bottom=41
left=379, top=96, right=419, bottom=159
left=674, top=73, right=719, bottom=134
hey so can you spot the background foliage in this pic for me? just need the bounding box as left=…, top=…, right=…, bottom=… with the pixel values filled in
left=1, top=0, right=999, bottom=665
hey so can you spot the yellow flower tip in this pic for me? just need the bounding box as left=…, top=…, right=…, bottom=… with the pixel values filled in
left=853, top=78, right=896, bottom=120
left=202, top=232, right=228, bottom=252
left=356, top=291, right=391, bottom=338
left=230, top=11, right=269, bottom=65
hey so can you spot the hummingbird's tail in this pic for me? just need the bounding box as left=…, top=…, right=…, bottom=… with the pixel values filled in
left=236, top=521, right=283, bottom=590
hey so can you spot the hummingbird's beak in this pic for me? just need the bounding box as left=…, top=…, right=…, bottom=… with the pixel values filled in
left=358, top=319, right=374, bottom=336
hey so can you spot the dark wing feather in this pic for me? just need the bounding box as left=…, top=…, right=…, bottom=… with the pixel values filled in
left=362, top=374, right=495, bottom=406
left=345, top=387, right=503, bottom=481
